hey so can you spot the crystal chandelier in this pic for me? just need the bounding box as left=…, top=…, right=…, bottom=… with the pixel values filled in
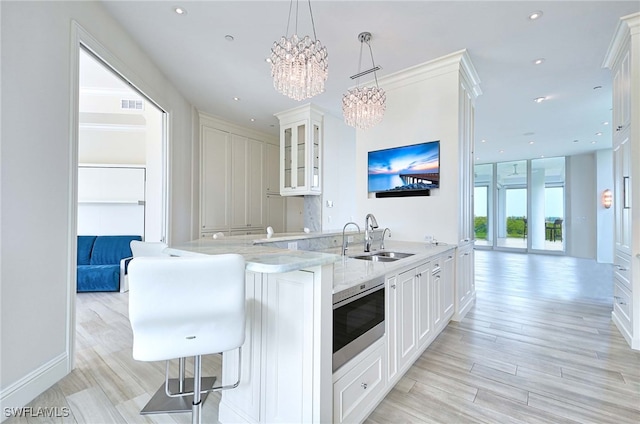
left=342, top=32, right=386, bottom=130
left=270, top=0, right=328, bottom=101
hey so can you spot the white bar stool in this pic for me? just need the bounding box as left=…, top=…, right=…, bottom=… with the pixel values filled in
left=128, top=254, right=246, bottom=424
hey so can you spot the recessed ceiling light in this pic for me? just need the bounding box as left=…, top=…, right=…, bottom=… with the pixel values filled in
left=534, top=97, right=546, bottom=103
left=529, top=11, right=543, bottom=20
left=499, top=150, right=504, bottom=153
left=250, top=118, right=256, bottom=122
left=528, top=141, right=535, bottom=145
left=540, top=155, right=545, bottom=158
left=233, top=97, right=240, bottom=101
left=225, top=35, right=235, bottom=42
left=265, top=57, right=272, bottom=63
left=603, top=121, right=609, bottom=125
left=591, top=141, right=597, bottom=144
left=173, top=6, right=186, bottom=15
left=481, top=139, right=486, bottom=143
left=476, top=157, right=480, bottom=161
left=533, top=58, right=545, bottom=65
left=595, top=132, right=602, bottom=136
left=573, top=139, right=579, bottom=143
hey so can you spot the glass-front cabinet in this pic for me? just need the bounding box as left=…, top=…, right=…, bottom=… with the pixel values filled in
left=275, top=104, right=323, bottom=196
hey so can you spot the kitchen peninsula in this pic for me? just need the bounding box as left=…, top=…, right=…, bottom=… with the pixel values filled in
left=166, top=231, right=469, bottom=424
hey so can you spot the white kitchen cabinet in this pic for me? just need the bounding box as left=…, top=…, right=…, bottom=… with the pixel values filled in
left=275, top=104, right=323, bottom=196
left=265, top=194, right=286, bottom=233
left=416, top=262, right=433, bottom=351
left=200, top=126, right=230, bottom=232
left=231, top=135, right=264, bottom=231
left=386, top=249, right=457, bottom=388
left=454, top=243, right=475, bottom=321
left=219, top=264, right=333, bottom=424
left=220, top=271, right=263, bottom=423
left=333, top=341, right=386, bottom=424
left=604, top=12, right=640, bottom=350
left=441, top=252, right=455, bottom=322
left=200, top=113, right=278, bottom=237
left=265, top=142, right=280, bottom=195
left=396, top=267, right=417, bottom=374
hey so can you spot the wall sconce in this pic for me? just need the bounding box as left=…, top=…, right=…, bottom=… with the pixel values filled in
left=601, top=189, right=613, bottom=209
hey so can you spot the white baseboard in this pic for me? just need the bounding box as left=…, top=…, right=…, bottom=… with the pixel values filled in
left=452, top=292, right=476, bottom=322
left=0, top=353, right=69, bottom=422
left=611, top=311, right=640, bottom=350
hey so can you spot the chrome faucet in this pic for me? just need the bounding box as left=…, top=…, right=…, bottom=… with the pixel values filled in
left=364, top=213, right=379, bottom=252
left=341, top=222, right=361, bottom=256
left=380, top=228, right=391, bottom=250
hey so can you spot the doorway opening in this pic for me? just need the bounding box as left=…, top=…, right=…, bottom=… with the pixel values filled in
left=78, top=47, right=166, bottom=242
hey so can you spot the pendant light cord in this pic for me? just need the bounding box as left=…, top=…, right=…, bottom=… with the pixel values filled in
left=308, top=0, right=318, bottom=41
left=285, top=0, right=318, bottom=40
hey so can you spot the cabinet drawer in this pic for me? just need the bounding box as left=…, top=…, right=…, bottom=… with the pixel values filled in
left=614, top=277, right=632, bottom=325
left=614, top=251, right=631, bottom=289
left=333, top=344, right=385, bottom=424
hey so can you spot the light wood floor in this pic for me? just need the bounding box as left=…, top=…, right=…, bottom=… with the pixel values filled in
left=6, top=251, right=640, bottom=423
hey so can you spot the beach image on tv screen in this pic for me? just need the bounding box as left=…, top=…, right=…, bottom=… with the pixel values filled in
left=368, top=141, right=440, bottom=192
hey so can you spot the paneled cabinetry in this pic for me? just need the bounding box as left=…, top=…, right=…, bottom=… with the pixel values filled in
left=386, top=251, right=455, bottom=386
left=200, top=114, right=278, bottom=238
left=275, top=104, right=323, bottom=196
left=231, top=135, right=264, bottom=232
left=604, top=13, right=640, bottom=350
left=455, top=243, right=474, bottom=321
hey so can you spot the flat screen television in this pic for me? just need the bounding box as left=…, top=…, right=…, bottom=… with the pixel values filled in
left=368, top=141, right=440, bottom=195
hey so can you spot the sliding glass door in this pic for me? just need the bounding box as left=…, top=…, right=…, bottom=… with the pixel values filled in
left=474, top=157, right=565, bottom=254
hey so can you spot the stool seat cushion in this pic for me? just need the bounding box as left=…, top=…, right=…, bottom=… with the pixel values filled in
left=128, top=254, right=246, bottom=362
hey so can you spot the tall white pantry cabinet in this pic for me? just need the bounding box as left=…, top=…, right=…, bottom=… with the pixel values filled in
left=199, top=113, right=281, bottom=237
left=604, top=12, right=640, bottom=350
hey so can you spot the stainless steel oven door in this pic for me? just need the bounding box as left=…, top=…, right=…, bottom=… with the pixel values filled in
left=333, top=282, right=385, bottom=372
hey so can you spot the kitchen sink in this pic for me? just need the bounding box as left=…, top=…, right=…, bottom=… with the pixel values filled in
left=350, top=251, right=414, bottom=262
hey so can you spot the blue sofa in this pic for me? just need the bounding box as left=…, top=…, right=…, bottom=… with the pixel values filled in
left=77, top=235, right=142, bottom=292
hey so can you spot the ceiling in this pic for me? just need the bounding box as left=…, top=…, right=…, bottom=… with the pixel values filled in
left=99, top=1, right=639, bottom=164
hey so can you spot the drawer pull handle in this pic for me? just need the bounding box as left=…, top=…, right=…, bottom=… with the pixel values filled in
left=361, top=383, right=368, bottom=390
left=391, top=284, right=396, bottom=289
left=615, top=265, right=627, bottom=271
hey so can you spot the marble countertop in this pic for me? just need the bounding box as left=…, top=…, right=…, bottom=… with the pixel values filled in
left=167, top=235, right=456, bottom=291
left=165, top=237, right=340, bottom=274
left=332, top=241, right=456, bottom=294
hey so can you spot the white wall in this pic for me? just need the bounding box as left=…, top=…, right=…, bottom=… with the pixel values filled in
left=0, top=0, right=194, bottom=411
left=596, top=149, right=614, bottom=263
left=566, top=153, right=597, bottom=259
left=355, top=58, right=463, bottom=243
left=321, top=111, right=357, bottom=231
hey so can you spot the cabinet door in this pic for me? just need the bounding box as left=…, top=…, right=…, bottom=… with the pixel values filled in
left=454, top=244, right=474, bottom=321
left=231, top=136, right=264, bottom=230
left=459, top=88, right=475, bottom=244
left=386, top=275, right=398, bottom=383
left=231, top=135, right=249, bottom=229
left=264, top=270, right=315, bottom=423
left=442, top=253, right=455, bottom=320
left=201, top=127, right=230, bottom=231
left=265, top=142, right=280, bottom=194
left=281, top=120, right=308, bottom=194
left=247, top=139, right=264, bottom=228
left=220, top=271, right=262, bottom=422
left=614, top=136, right=631, bottom=254
left=613, top=49, right=631, bottom=133
left=416, top=263, right=432, bottom=350
left=397, top=268, right=416, bottom=373
left=266, top=194, right=286, bottom=233
left=333, top=343, right=385, bottom=424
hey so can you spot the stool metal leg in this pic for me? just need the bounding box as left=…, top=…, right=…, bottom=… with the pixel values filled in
left=139, top=358, right=215, bottom=415
left=192, top=355, right=202, bottom=424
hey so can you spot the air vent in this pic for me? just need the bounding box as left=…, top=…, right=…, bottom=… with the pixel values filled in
left=121, top=99, right=144, bottom=110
